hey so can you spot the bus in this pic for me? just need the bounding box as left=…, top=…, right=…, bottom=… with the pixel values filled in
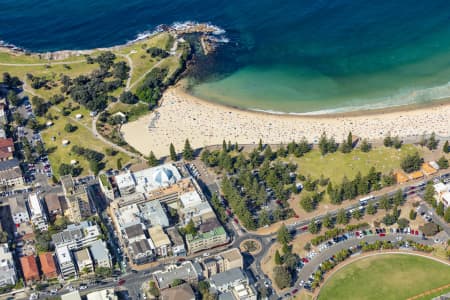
left=359, top=195, right=375, bottom=206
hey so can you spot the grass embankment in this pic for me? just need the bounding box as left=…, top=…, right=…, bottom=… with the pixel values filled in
left=287, top=144, right=420, bottom=184
left=38, top=108, right=132, bottom=179
left=318, top=254, right=450, bottom=300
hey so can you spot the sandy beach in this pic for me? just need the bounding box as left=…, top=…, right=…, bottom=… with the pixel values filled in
left=121, top=86, right=450, bottom=157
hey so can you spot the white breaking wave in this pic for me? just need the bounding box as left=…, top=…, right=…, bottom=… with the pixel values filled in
left=129, top=20, right=229, bottom=45
left=247, top=81, right=450, bottom=116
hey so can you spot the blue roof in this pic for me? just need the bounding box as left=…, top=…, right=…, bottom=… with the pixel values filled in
left=89, top=240, right=109, bottom=261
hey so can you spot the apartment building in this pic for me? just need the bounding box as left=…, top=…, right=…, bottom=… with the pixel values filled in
left=74, top=248, right=93, bottom=274
left=55, top=246, right=76, bottom=279
left=0, top=244, right=17, bottom=287
left=52, top=221, right=101, bottom=250
left=28, top=193, right=48, bottom=231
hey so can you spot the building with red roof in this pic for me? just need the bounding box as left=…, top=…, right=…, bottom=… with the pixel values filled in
left=39, top=252, right=58, bottom=279
left=0, top=138, right=14, bottom=161
left=20, top=256, right=39, bottom=284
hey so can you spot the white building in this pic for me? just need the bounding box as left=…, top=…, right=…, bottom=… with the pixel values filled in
left=56, top=246, right=76, bottom=279
left=433, top=182, right=450, bottom=208
left=115, top=164, right=182, bottom=196
left=86, top=288, right=117, bottom=300
left=28, top=193, right=48, bottom=231
left=0, top=244, right=17, bottom=287
left=52, top=221, right=101, bottom=250
left=179, top=190, right=215, bottom=225
left=209, top=268, right=256, bottom=300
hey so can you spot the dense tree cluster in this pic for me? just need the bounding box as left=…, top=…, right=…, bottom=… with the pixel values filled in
left=383, top=133, right=403, bottom=149
left=273, top=225, right=299, bottom=289
left=135, top=67, right=168, bottom=106
left=285, top=139, right=312, bottom=157
left=58, top=163, right=82, bottom=177
left=318, top=132, right=338, bottom=155
left=64, top=123, right=77, bottom=133
left=326, top=167, right=389, bottom=206
left=27, top=74, right=49, bottom=89
left=62, top=52, right=130, bottom=111
left=201, top=141, right=307, bottom=228
left=6, top=90, right=20, bottom=106
left=71, top=145, right=104, bottom=174
left=340, top=132, right=354, bottom=153
left=437, top=156, right=449, bottom=169
left=112, top=61, right=130, bottom=81
left=146, top=47, right=169, bottom=58
left=31, top=96, right=48, bottom=117
left=95, top=51, right=116, bottom=71
left=2, top=72, right=22, bottom=89
left=68, top=73, right=117, bottom=111
left=400, top=152, right=423, bottom=173
left=419, top=132, right=439, bottom=150
left=119, top=91, right=139, bottom=104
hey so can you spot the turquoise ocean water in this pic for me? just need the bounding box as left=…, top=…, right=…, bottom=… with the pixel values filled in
left=1, top=0, right=450, bottom=113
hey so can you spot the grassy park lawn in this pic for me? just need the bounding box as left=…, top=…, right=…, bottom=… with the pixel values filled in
left=318, top=254, right=450, bottom=300
left=287, top=144, right=420, bottom=184
left=39, top=110, right=132, bottom=179
left=109, top=101, right=150, bottom=122
left=117, top=32, right=175, bottom=88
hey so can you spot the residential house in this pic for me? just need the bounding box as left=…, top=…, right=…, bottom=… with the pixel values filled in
left=55, top=246, right=76, bottom=279
left=39, top=252, right=58, bottom=279
left=161, top=283, right=196, bottom=300
left=128, top=239, right=154, bottom=265
left=148, top=225, right=171, bottom=257
left=0, top=244, right=17, bottom=287
left=44, top=193, right=63, bottom=220
left=20, top=255, right=39, bottom=284
left=0, top=159, right=23, bottom=187
left=167, top=227, right=186, bottom=256
left=28, top=193, right=48, bottom=231
left=89, top=240, right=111, bottom=269
left=123, top=223, right=146, bottom=244
left=0, top=138, right=14, bottom=161
left=9, top=196, right=29, bottom=224
left=74, top=248, right=93, bottom=274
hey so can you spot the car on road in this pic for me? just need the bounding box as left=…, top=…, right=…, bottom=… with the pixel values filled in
left=79, top=285, right=87, bottom=290
left=117, top=279, right=126, bottom=286
left=292, top=288, right=299, bottom=294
